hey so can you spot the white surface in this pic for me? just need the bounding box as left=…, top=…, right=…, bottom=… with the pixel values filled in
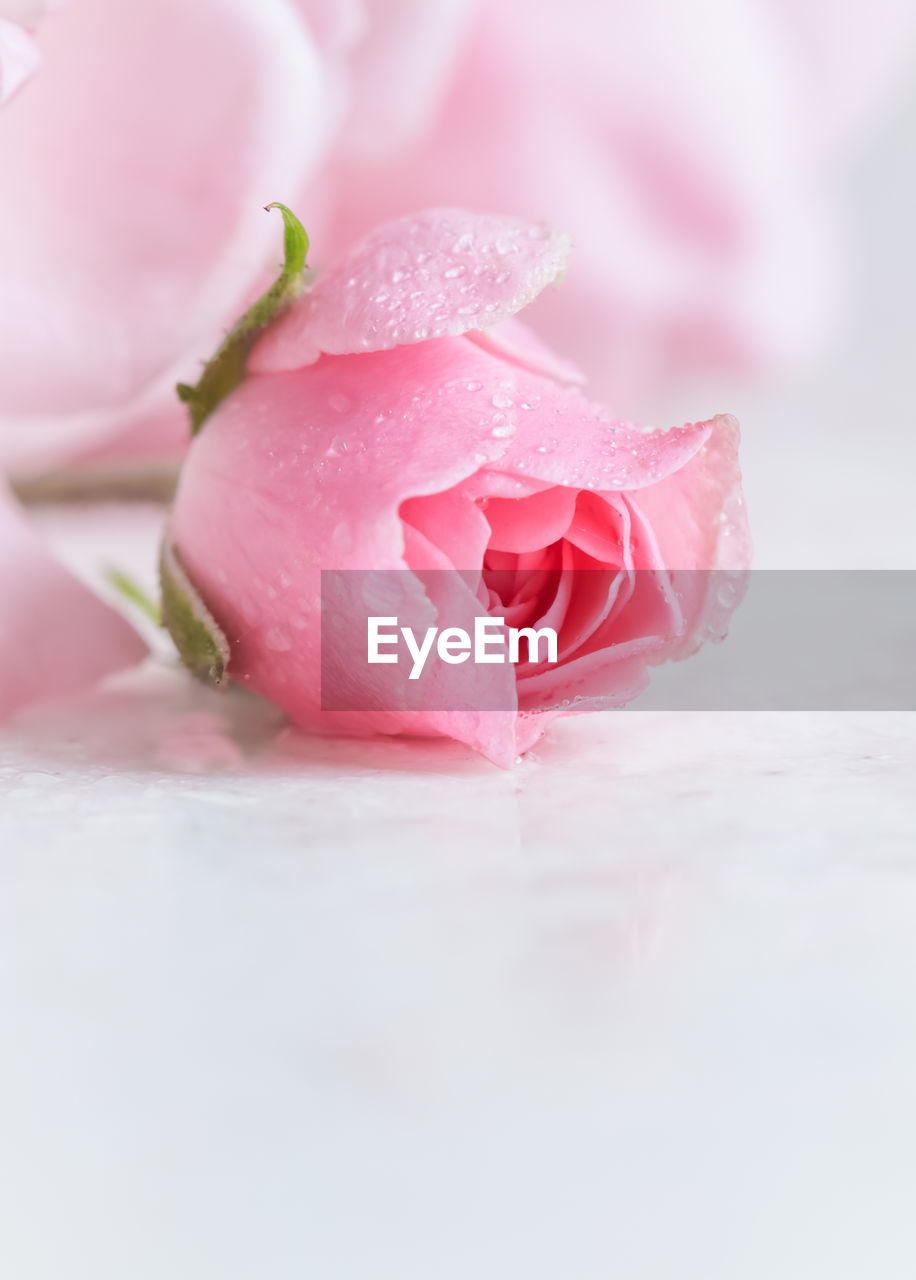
left=2, top=69, right=916, bottom=1280
left=2, top=659, right=916, bottom=1279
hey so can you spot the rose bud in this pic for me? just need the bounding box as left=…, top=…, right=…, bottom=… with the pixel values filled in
left=163, top=206, right=750, bottom=767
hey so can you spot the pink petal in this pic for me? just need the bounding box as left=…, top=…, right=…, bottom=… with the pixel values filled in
left=0, top=486, right=148, bottom=719
left=624, top=412, right=751, bottom=656
left=310, top=0, right=847, bottom=402
left=326, top=0, right=477, bottom=163
left=172, top=338, right=560, bottom=763
left=492, top=396, right=713, bottom=495
left=503, top=420, right=748, bottom=727
left=0, top=16, right=39, bottom=104
left=516, top=640, right=660, bottom=711
left=463, top=316, right=586, bottom=386
left=250, top=208, right=572, bottom=372
left=400, top=484, right=491, bottom=570
left=0, top=2, right=60, bottom=24
left=480, top=486, right=578, bottom=554
left=469, top=471, right=554, bottom=498
left=564, top=491, right=632, bottom=568
left=625, top=413, right=749, bottom=572
left=0, top=0, right=325, bottom=471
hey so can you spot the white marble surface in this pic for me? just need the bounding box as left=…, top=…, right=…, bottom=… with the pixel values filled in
left=2, top=643, right=916, bottom=1278
left=3, top=71, right=916, bottom=1280
left=2, top=658, right=915, bottom=1278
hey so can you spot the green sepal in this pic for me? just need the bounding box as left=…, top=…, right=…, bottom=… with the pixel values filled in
left=104, top=565, right=162, bottom=625
left=159, top=541, right=230, bottom=688
left=176, top=202, right=309, bottom=436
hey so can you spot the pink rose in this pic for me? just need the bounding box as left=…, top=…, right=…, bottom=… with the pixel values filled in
left=165, top=208, right=750, bottom=766
left=0, top=0, right=327, bottom=476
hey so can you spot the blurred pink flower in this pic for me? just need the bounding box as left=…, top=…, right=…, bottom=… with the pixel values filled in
left=1, top=0, right=913, bottom=473
left=0, top=18, right=38, bottom=105
left=0, top=483, right=147, bottom=719
left=310, top=0, right=916, bottom=408
left=0, top=0, right=328, bottom=475
left=0, top=1, right=61, bottom=104
left=166, top=210, right=749, bottom=766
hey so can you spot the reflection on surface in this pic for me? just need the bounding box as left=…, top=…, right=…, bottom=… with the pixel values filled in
left=2, top=657, right=916, bottom=1276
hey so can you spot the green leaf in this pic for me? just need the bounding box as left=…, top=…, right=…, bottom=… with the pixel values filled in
left=176, top=202, right=310, bottom=436
left=159, top=541, right=230, bottom=688
left=104, top=565, right=162, bottom=625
